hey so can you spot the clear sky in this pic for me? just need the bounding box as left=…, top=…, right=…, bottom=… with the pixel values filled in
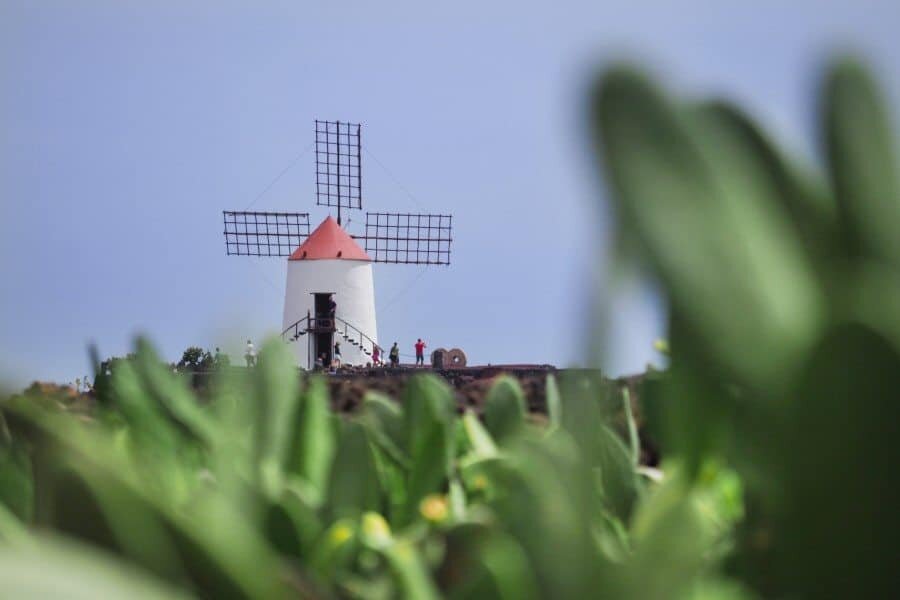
left=2, top=1, right=899, bottom=387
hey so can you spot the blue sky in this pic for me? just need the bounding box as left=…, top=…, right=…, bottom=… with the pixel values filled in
left=2, top=1, right=899, bottom=386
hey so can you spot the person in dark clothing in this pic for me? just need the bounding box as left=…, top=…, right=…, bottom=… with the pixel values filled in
left=333, top=342, right=342, bottom=366
left=328, top=296, right=337, bottom=319
left=415, top=339, right=426, bottom=366
left=389, top=342, right=400, bottom=367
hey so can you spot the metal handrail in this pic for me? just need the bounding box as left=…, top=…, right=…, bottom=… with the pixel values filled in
left=281, top=314, right=378, bottom=352
left=281, top=316, right=310, bottom=340
left=333, top=315, right=378, bottom=351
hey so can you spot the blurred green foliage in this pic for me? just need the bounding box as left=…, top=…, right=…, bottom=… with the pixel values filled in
left=594, top=55, right=899, bottom=598
left=0, top=337, right=742, bottom=599
left=1, top=55, right=898, bottom=598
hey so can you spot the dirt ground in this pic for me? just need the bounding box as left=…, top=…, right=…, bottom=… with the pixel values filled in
left=324, top=366, right=558, bottom=413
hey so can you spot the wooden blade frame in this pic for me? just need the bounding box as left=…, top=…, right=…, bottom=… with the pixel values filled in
left=315, top=120, right=362, bottom=214
left=361, top=212, right=452, bottom=265
left=223, top=210, right=310, bottom=257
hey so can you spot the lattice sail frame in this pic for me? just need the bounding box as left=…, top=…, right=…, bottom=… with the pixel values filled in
left=361, top=212, right=452, bottom=265
left=223, top=211, right=310, bottom=257
left=315, top=120, right=362, bottom=210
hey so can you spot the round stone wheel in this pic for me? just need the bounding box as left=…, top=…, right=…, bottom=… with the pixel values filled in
left=446, top=348, right=467, bottom=368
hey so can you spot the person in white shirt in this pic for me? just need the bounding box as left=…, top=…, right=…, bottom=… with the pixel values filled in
left=245, top=339, right=256, bottom=367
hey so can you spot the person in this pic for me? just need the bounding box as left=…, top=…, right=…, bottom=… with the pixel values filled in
left=415, top=338, right=427, bottom=366
left=244, top=339, right=256, bottom=367
left=389, top=342, right=400, bottom=367
left=214, top=347, right=230, bottom=369
left=314, top=353, right=324, bottom=371
left=372, top=345, right=381, bottom=366
left=333, top=341, right=342, bottom=366
left=328, top=295, right=337, bottom=319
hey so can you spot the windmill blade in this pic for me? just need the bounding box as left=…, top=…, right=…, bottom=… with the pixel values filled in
left=359, top=212, right=453, bottom=265
left=316, top=120, right=362, bottom=210
left=223, top=210, right=310, bottom=257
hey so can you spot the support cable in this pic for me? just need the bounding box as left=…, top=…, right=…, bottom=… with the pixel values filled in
left=362, top=146, right=424, bottom=210
left=244, top=141, right=316, bottom=211
left=376, top=265, right=429, bottom=313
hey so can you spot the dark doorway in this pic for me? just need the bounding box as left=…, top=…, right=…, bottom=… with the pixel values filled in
left=312, top=292, right=335, bottom=366
left=313, top=292, right=334, bottom=318
left=315, top=331, right=332, bottom=366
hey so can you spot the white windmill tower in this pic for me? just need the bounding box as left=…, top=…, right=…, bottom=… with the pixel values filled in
left=281, top=215, right=376, bottom=367
left=223, top=120, right=453, bottom=369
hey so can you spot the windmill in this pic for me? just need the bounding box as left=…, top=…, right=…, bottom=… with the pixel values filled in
left=223, top=120, right=453, bottom=369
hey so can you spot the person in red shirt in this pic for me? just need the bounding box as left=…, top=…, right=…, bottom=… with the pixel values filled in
left=414, top=339, right=426, bottom=366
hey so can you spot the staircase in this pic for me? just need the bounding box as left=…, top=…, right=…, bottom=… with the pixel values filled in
left=281, top=314, right=378, bottom=357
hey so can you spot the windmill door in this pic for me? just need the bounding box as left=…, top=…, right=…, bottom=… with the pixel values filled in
left=312, top=293, right=334, bottom=365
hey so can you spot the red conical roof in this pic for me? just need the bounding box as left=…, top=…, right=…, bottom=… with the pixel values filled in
left=289, top=216, right=371, bottom=261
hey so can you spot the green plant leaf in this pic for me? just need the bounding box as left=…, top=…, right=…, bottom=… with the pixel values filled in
left=0, top=501, right=30, bottom=545
left=621, top=387, right=640, bottom=467
left=109, top=360, right=180, bottom=458
left=326, top=419, right=381, bottom=518
left=685, top=578, right=757, bottom=600
left=545, top=374, right=562, bottom=429
left=478, top=532, right=540, bottom=600
left=596, top=424, right=639, bottom=521
left=131, top=338, right=220, bottom=448
left=253, top=339, right=301, bottom=497
left=360, top=392, right=410, bottom=469
left=483, top=376, right=527, bottom=445
left=767, top=323, right=900, bottom=598
left=462, top=410, right=498, bottom=459
left=441, top=523, right=538, bottom=600
left=691, top=101, right=837, bottom=267
left=9, top=401, right=288, bottom=599
left=627, top=469, right=716, bottom=598
left=0, top=534, right=193, bottom=600
left=0, top=437, right=33, bottom=522
left=362, top=392, right=405, bottom=448
left=448, top=477, right=467, bottom=521
left=369, top=441, right=408, bottom=524
left=401, top=375, right=456, bottom=525
left=489, top=436, right=609, bottom=598
left=823, top=57, right=900, bottom=264
left=310, top=518, right=359, bottom=581
left=384, top=540, right=441, bottom=600
left=557, top=371, right=608, bottom=462
left=593, top=66, right=821, bottom=388
left=287, top=376, right=335, bottom=500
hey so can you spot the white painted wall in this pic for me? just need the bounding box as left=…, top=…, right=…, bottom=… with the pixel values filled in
left=282, top=258, right=378, bottom=368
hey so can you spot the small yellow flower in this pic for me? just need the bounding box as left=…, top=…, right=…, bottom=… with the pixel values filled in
left=419, top=494, right=449, bottom=523
left=329, top=522, right=354, bottom=545
left=653, top=338, right=670, bottom=355
left=361, top=512, right=392, bottom=548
